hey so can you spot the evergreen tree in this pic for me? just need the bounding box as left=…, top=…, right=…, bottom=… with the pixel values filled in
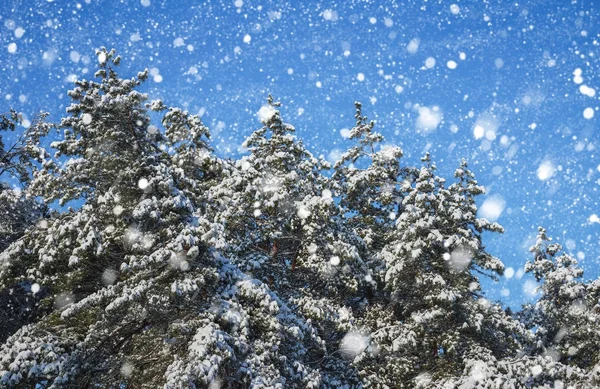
left=523, top=227, right=600, bottom=371
left=0, top=110, right=51, bottom=343
left=0, top=49, right=331, bottom=388
left=354, top=153, right=521, bottom=386
left=2, top=51, right=600, bottom=388
left=204, top=96, right=366, bottom=386
left=0, top=109, right=50, bottom=252
left=333, top=101, right=406, bottom=255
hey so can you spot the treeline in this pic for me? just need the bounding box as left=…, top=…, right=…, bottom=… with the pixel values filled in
left=0, top=48, right=599, bottom=388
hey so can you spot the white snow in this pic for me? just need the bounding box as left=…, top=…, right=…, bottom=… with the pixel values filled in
left=473, top=125, right=484, bottom=139
left=209, top=378, right=222, bottom=389
left=322, top=9, right=338, bottom=21
left=573, top=68, right=583, bottom=84
left=101, top=269, right=117, bottom=285
left=54, top=292, right=74, bottom=310
left=297, top=206, right=310, bottom=219
left=473, top=114, right=499, bottom=141
left=479, top=195, right=506, bottom=222
left=523, top=279, right=538, bottom=296
left=357, top=73, right=365, bottom=82
left=140, top=0, right=150, bottom=6
left=14, top=27, right=25, bottom=38
left=449, top=246, right=472, bottom=272
left=424, top=57, right=436, bottom=69
left=579, top=85, right=596, bottom=97
left=120, top=361, right=134, bottom=377
left=113, top=205, right=124, bottom=215
left=70, top=51, right=81, bottom=63
left=7, top=43, right=16, bottom=54
left=4, top=19, right=15, bottom=29
left=536, top=161, right=555, bottom=181
left=339, top=332, right=369, bottom=359
left=257, top=105, right=277, bottom=124
left=447, top=60, right=457, bottom=69
left=406, top=38, right=420, bottom=54
left=504, top=267, right=515, bottom=278
left=97, top=51, right=107, bottom=64
left=243, top=34, right=251, bottom=44
left=138, top=178, right=149, bottom=190
left=82, top=113, right=92, bottom=125
left=583, top=107, right=594, bottom=119
left=450, top=4, right=460, bottom=14
left=416, top=106, right=442, bottom=132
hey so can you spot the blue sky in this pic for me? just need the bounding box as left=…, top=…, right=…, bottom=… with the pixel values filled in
left=1, top=0, right=599, bottom=308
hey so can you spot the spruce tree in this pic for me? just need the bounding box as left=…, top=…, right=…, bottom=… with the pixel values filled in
left=0, top=110, right=51, bottom=343
left=523, top=227, right=600, bottom=371
left=333, top=101, right=406, bottom=255
left=0, top=50, right=331, bottom=388
left=353, top=151, right=521, bottom=386
left=204, top=96, right=367, bottom=387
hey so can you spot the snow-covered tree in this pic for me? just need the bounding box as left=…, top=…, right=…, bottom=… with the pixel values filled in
left=0, top=110, right=51, bottom=343
left=0, top=50, right=344, bottom=388
left=203, top=96, right=367, bottom=386
left=523, top=227, right=600, bottom=372
left=0, top=109, right=50, bottom=252
left=354, top=154, right=522, bottom=386
left=2, top=51, right=600, bottom=388
left=333, top=101, right=406, bottom=255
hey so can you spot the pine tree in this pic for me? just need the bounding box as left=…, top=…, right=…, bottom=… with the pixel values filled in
left=0, top=50, right=331, bottom=388
left=333, top=101, right=406, bottom=255
left=523, top=227, right=600, bottom=372
left=0, top=109, right=50, bottom=252
left=203, top=96, right=367, bottom=387
left=0, top=110, right=51, bottom=343
left=355, top=154, right=521, bottom=386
